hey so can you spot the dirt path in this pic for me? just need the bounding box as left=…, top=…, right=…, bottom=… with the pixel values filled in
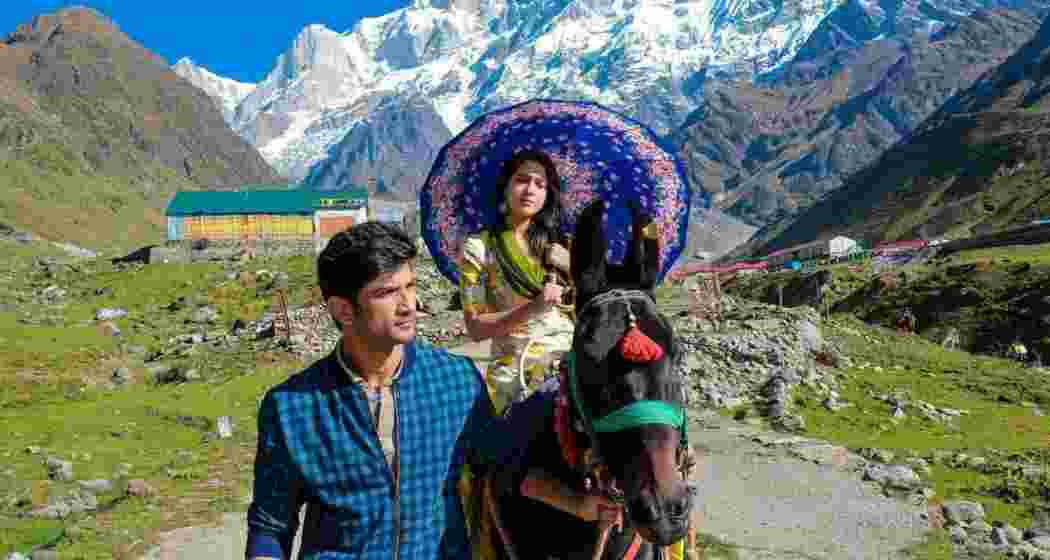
left=687, top=411, right=928, bottom=559
left=142, top=341, right=931, bottom=559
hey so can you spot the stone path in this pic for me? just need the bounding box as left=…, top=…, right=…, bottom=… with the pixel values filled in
left=142, top=341, right=931, bottom=560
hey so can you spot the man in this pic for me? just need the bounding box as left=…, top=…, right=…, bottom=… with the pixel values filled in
left=246, top=222, right=504, bottom=560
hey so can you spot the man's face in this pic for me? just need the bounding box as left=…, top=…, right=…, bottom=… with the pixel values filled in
left=335, top=262, right=417, bottom=347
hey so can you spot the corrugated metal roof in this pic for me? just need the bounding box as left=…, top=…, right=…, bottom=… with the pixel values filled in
left=165, top=187, right=369, bottom=216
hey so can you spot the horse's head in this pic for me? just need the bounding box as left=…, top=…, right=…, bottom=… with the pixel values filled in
left=569, top=200, right=692, bottom=546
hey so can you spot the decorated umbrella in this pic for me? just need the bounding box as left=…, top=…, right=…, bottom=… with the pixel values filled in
left=420, top=99, right=698, bottom=286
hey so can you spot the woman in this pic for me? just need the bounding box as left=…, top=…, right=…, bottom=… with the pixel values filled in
left=459, top=149, right=576, bottom=416
left=458, top=150, right=628, bottom=555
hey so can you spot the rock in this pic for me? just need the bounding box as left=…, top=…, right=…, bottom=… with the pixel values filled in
left=217, top=416, right=233, bottom=439
left=788, top=442, right=852, bottom=467
left=966, top=456, right=988, bottom=470
left=994, top=527, right=1012, bottom=546
left=45, top=457, right=72, bottom=482
left=950, top=526, right=968, bottom=544
left=29, top=490, right=97, bottom=519
left=126, top=479, right=156, bottom=497
left=150, top=364, right=185, bottom=384
left=189, top=306, right=219, bottom=324
left=943, top=501, right=986, bottom=525
left=906, top=457, right=932, bottom=475
left=970, top=520, right=994, bottom=537
left=95, top=308, right=128, bottom=321
left=1030, top=536, right=1050, bottom=551
left=1005, top=525, right=1026, bottom=545
left=797, top=320, right=824, bottom=352
left=774, top=412, right=806, bottom=433
left=859, top=448, right=896, bottom=464
left=863, top=464, right=922, bottom=489
left=111, top=366, right=131, bottom=386
left=77, top=479, right=114, bottom=494
left=1028, top=527, right=1050, bottom=540
left=928, top=450, right=954, bottom=464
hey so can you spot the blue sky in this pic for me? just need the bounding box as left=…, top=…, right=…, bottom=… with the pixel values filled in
left=3, top=1, right=412, bottom=83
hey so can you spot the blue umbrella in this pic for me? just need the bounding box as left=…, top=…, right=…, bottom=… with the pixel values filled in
left=420, top=99, right=698, bottom=285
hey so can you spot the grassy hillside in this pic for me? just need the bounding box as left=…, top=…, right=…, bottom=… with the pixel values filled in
left=726, top=244, right=1050, bottom=358
left=0, top=7, right=282, bottom=253
left=754, top=13, right=1050, bottom=255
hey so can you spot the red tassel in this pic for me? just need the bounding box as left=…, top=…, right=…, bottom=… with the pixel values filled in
left=620, top=325, right=664, bottom=363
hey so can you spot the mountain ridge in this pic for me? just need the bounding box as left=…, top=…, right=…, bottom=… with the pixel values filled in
left=0, top=6, right=282, bottom=251
left=752, top=11, right=1050, bottom=254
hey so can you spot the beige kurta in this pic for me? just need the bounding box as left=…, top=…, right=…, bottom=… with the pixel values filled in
left=459, top=233, right=575, bottom=415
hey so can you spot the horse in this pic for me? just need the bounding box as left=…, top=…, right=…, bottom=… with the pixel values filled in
left=478, top=200, right=695, bottom=559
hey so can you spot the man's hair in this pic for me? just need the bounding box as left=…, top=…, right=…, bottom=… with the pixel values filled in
left=318, top=221, right=417, bottom=305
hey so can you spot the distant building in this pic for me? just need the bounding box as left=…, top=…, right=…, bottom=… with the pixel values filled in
left=828, top=236, right=859, bottom=259
left=165, top=186, right=368, bottom=251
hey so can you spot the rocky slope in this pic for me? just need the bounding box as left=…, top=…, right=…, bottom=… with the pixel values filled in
left=672, top=7, right=1044, bottom=231
left=172, top=58, right=256, bottom=124
left=754, top=10, right=1050, bottom=254
left=0, top=7, right=282, bottom=250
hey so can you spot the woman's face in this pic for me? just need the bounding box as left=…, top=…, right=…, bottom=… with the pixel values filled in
left=505, top=160, right=549, bottom=221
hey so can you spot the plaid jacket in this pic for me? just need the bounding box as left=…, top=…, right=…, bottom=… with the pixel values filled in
left=246, top=340, right=504, bottom=560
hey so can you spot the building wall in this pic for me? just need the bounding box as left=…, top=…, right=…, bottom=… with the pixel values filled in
left=314, top=208, right=368, bottom=253
left=173, top=214, right=314, bottom=241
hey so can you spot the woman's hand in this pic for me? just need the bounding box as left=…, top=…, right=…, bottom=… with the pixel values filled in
left=546, top=243, right=571, bottom=274
left=528, top=281, right=564, bottom=315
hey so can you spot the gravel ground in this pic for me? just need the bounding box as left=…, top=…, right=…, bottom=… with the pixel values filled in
left=689, top=410, right=929, bottom=560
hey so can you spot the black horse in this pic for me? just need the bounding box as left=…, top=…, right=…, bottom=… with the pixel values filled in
left=481, top=200, right=694, bottom=559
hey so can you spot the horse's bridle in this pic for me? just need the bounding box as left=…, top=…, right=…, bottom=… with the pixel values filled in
left=566, top=288, right=691, bottom=485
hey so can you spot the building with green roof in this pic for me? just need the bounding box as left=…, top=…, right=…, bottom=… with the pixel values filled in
left=165, top=187, right=368, bottom=247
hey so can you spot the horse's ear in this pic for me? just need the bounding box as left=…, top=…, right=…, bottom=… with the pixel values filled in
left=572, top=200, right=607, bottom=309
left=621, top=202, right=660, bottom=293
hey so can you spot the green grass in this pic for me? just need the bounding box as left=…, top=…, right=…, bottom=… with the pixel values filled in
left=797, top=315, right=1050, bottom=531
left=0, top=251, right=324, bottom=557
left=0, top=343, right=304, bottom=558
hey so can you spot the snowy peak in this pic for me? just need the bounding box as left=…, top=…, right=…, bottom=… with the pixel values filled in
left=267, top=24, right=358, bottom=87
left=172, top=57, right=255, bottom=124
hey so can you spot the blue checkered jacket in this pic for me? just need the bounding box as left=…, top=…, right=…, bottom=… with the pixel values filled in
left=246, top=341, right=504, bottom=559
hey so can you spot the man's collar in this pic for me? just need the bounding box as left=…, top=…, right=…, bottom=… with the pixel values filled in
left=334, top=339, right=403, bottom=388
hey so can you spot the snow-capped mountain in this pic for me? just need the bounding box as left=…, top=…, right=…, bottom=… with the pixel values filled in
left=178, top=0, right=1044, bottom=193
left=172, top=58, right=256, bottom=125
left=183, top=0, right=840, bottom=183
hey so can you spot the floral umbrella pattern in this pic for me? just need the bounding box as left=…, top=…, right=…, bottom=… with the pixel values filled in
left=420, top=99, right=697, bottom=285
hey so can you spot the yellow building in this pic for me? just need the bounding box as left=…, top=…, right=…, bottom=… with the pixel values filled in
left=165, top=187, right=368, bottom=247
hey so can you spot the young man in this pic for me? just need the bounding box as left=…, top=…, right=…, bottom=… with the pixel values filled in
left=246, top=222, right=505, bottom=560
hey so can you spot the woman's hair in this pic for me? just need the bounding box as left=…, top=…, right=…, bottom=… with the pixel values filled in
left=494, top=149, right=563, bottom=263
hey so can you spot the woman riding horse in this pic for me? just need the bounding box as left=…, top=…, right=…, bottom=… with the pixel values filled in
left=479, top=200, right=696, bottom=559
